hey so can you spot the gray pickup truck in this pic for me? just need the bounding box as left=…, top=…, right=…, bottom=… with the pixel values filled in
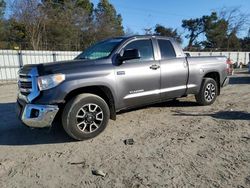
left=17, top=35, right=229, bottom=140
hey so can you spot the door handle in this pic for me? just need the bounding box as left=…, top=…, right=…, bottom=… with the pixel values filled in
left=150, top=64, right=160, bottom=70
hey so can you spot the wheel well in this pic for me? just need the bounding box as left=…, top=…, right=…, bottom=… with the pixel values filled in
left=204, top=72, right=220, bottom=95
left=64, top=86, right=116, bottom=120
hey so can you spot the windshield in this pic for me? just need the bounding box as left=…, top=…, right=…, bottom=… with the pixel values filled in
left=76, top=38, right=124, bottom=60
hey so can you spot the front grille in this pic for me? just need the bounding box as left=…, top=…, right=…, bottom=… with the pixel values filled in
left=17, top=67, right=40, bottom=102
left=20, top=81, right=32, bottom=88
left=19, top=75, right=32, bottom=96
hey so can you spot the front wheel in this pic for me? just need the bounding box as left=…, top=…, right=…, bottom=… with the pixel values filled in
left=62, top=94, right=110, bottom=140
left=195, top=78, right=218, bottom=106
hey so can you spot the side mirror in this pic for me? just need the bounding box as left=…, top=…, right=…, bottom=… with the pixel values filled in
left=120, top=49, right=140, bottom=62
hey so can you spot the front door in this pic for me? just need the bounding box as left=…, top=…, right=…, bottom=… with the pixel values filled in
left=115, top=39, right=161, bottom=109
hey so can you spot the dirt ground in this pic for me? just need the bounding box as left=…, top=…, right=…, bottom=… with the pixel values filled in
left=0, top=75, right=249, bottom=188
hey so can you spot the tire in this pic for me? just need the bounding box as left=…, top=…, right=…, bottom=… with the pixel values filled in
left=62, top=93, right=110, bottom=140
left=195, top=78, right=218, bottom=106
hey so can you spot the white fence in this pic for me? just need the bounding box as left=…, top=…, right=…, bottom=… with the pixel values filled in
left=0, top=49, right=249, bottom=82
left=0, top=50, right=81, bottom=82
left=186, top=51, right=250, bottom=65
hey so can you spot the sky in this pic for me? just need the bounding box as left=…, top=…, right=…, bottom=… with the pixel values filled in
left=92, top=0, right=250, bottom=46
left=5, top=0, right=250, bottom=46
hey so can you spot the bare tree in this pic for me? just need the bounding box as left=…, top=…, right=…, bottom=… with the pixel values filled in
left=218, top=7, right=250, bottom=50
left=11, top=0, right=46, bottom=50
left=219, top=7, right=250, bottom=34
left=143, top=27, right=152, bottom=35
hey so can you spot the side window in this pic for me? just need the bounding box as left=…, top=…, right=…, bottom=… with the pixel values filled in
left=123, top=39, right=154, bottom=61
left=158, top=39, right=176, bottom=59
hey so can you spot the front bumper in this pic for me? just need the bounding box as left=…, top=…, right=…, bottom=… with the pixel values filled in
left=17, top=101, right=59, bottom=128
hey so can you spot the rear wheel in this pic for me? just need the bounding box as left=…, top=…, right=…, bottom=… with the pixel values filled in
left=62, top=93, right=110, bottom=140
left=195, top=78, right=218, bottom=106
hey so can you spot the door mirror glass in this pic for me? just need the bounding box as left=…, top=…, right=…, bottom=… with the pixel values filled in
left=120, top=49, right=140, bottom=62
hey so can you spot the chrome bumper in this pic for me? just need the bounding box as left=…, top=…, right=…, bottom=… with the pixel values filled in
left=20, top=104, right=59, bottom=128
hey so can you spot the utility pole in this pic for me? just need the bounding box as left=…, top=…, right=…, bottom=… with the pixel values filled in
left=248, top=28, right=250, bottom=38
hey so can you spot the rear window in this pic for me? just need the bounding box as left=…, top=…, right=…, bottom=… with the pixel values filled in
left=158, top=39, right=176, bottom=59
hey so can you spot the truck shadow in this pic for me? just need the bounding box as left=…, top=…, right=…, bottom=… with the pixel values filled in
left=2, top=100, right=197, bottom=146
left=173, top=111, right=250, bottom=121
left=117, top=100, right=198, bottom=115
left=1, top=98, right=248, bottom=146
left=0, top=102, right=74, bottom=146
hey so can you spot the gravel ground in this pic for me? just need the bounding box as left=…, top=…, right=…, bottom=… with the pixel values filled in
left=0, top=75, right=249, bottom=188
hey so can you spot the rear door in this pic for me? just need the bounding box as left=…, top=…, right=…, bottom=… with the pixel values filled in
left=157, top=39, right=189, bottom=99
left=115, top=38, right=161, bottom=109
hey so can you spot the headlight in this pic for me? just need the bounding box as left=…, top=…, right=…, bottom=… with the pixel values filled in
left=38, top=74, right=65, bottom=91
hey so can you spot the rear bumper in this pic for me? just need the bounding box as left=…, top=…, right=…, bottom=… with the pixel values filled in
left=222, top=77, right=229, bottom=87
left=17, top=100, right=59, bottom=128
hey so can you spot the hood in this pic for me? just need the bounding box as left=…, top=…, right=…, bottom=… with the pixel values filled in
left=20, top=59, right=101, bottom=76
left=21, top=58, right=111, bottom=76
left=41, top=59, right=96, bottom=74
